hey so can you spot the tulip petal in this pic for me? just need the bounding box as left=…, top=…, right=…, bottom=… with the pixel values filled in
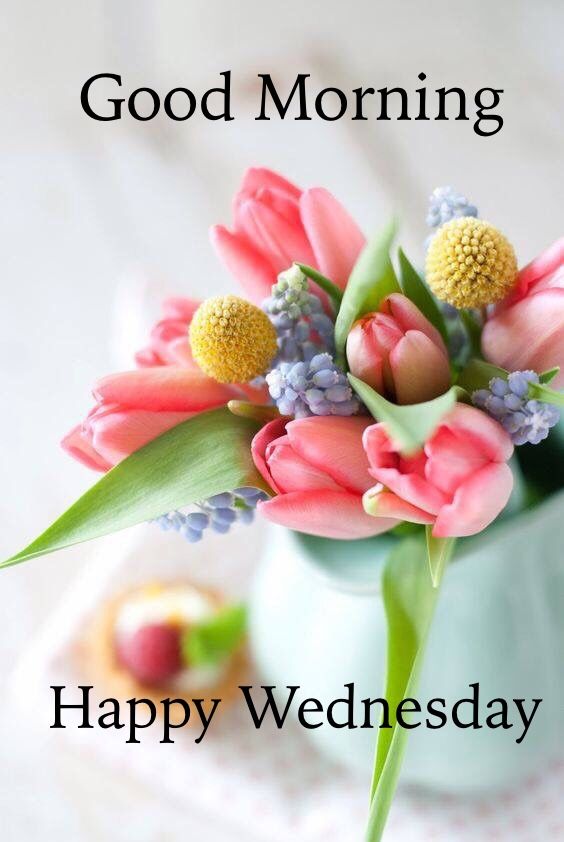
left=161, top=297, right=202, bottom=322
left=93, top=369, right=236, bottom=413
left=346, top=320, right=385, bottom=392
left=234, top=168, right=301, bottom=214
left=209, top=225, right=276, bottom=302
left=482, top=289, right=564, bottom=389
left=266, top=439, right=342, bottom=494
left=433, top=462, right=513, bottom=537
left=61, top=424, right=113, bottom=472
left=300, top=188, right=365, bottom=290
left=258, top=490, right=397, bottom=539
left=363, top=486, right=435, bottom=524
left=424, top=426, right=486, bottom=496
left=237, top=198, right=317, bottom=274
left=439, top=404, right=514, bottom=463
left=136, top=321, right=196, bottom=368
left=286, top=416, right=374, bottom=493
left=384, top=293, right=448, bottom=354
left=516, top=237, right=564, bottom=297
left=363, top=424, right=447, bottom=515
left=251, top=418, right=288, bottom=494
left=88, top=409, right=194, bottom=468
left=390, top=331, right=451, bottom=405
left=251, top=187, right=301, bottom=228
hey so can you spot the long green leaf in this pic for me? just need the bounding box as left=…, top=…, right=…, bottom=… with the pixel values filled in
left=349, top=375, right=458, bottom=454
left=456, top=358, right=508, bottom=393
left=334, top=220, right=399, bottom=365
left=366, top=534, right=452, bottom=841
left=296, top=263, right=343, bottom=309
left=3, top=408, right=268, bottom=568
left=397, top=248, right=448, bottom=344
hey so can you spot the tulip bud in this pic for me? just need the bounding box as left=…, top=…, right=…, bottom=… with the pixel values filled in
left=346, top=293, right=451, bottom=405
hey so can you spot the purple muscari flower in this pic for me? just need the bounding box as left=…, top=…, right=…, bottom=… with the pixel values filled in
left=262, top=265, right=335, bottom=364
left=266, top=352, right=360, bottom=418
left=472, top=371, right=560, bottom=446
left=155, top=487, right=269, bottom=543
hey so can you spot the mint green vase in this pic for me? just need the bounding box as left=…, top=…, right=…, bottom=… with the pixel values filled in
left=249, top=491, right=564, bottom=794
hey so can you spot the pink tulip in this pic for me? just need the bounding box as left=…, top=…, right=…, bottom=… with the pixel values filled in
left=362, top=404, right=514, bottom=537
left=210, top=167, right=365, bottom=302
left=346, top=293, right=451, bottom=404
left=482, top=238, right=564, bottom=387
left=135, top=297, right=201, bottom=369
left=62, top=369, right=238, bottom=472
left=252, top=415, right=398, bottom=539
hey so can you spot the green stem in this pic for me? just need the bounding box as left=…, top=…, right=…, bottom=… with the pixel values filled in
left=365, top=535, right=455, bottom=841
left=295, top=263, right=343, bottom=309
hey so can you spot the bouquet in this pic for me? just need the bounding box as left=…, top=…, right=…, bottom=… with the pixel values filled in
left=6, top=169, right=564, bottom=840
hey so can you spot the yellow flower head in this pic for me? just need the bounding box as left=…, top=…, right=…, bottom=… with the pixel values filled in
left=190, top=295, right=277, bottom=383
left=426, top=217, right=517, bottom=309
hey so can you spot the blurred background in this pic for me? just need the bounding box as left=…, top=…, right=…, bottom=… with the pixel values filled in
left=1, top=1, right=563, bottom=839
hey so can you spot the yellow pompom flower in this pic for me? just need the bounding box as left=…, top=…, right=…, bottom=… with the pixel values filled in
left=190, top=295, right=277, bottom=383
left=426, top=217, right=517, bottom=309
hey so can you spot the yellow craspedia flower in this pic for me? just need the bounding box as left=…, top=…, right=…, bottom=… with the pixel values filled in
left=426, top=217, right=517, bottom=309
left=190, top=295, right=277, bottom=383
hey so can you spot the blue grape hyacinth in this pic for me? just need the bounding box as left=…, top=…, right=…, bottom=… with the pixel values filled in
left=266, top=352, right=360, bottom=418
left=155, top=487, right=269, bottom=543
left=473, top=371, right=560, bottom=446
left=426, top=186, right=478, bottom=229
left=262, top=265, right=335, bottom=364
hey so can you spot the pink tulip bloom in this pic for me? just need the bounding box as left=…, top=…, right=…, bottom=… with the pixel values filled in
left=210, top=167, right=365, bottom=302
left=252, top=415, right=399, bottom=539
left=63, top=294, right=271, bottom=471
left=363, top=404, right=514, bottom=537
left=346, top=293, right=451, bottom=404
left=62, top=368, right=238, bottom=472
left=135, top=297, right=201, bottom=369
left=482, top=238, right=564, bottom=387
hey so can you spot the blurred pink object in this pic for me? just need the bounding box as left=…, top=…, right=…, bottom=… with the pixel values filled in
left=346, top=293, right=451, bottom=404
left=482, top=238, right=564, bottom=387
left=363, top=404, right=514, bottom=537
left=251, top=416, right=398, bottom=539
left=135, top=297, right=201, bottom=369
left=210, top=167, right=365, bottom=301
left=62, top=369, right=237, bottom=471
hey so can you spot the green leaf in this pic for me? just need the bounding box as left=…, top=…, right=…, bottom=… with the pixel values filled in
left=425, top=527, right=456, bottom=588
left=528, top=381, right=564, bottom=407
left=539, top=367, right=560, bottom=385
left=366, top=534, right=452, bottom=841
left=348, top=375, right=458, bottom=454
left=182, top=603, right=247, bottom=667
left=334, top=219, right=399, bottom=365
left=456, top=358, right=508, bottom=393
left=397, top=249, right=448, bottom=344
left=3, top=408, right=269, bottom=569
left=296, top=263, right=343, bottom=309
